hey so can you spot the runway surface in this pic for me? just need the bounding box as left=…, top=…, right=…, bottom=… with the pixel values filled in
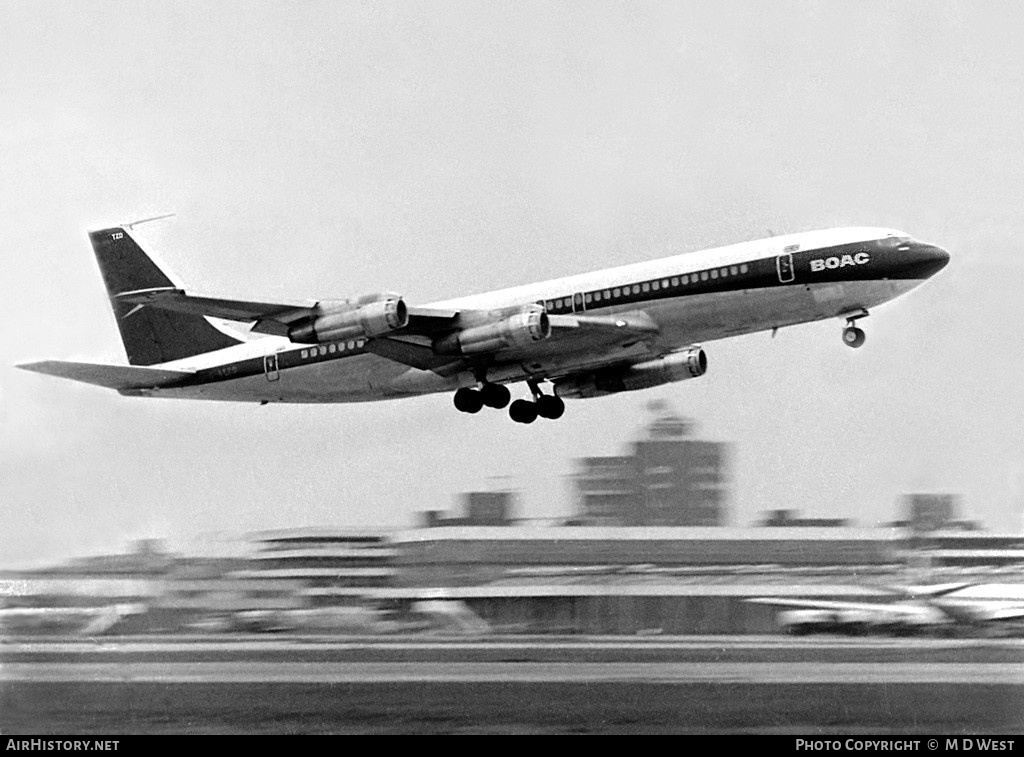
left=4, top=661, right=1024, bottom=684
left=3, top=635, right=1023, bottom=734
left=6, top=634, right=1024, bottom=663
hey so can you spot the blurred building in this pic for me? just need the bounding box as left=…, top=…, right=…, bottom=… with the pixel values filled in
left=902, top=530, right=1024, bottom=568
left=6, top=518, right=1024, bottom=637
left=422, top=490, right=517, bottom=528
left=570, top=457, right=637, bottom=525
left=155, top=529, right=400, bottom=633
left=758, top=509, right=850, bottom=528
left=391, top=526, right=899, bottom=587
left=574, top=405, right=729, bottom=526
left=234, top=529, right=397, bottom=603
left=902, top=493, right=962, bottom=532
left=0, top=539, right=172, bottom=635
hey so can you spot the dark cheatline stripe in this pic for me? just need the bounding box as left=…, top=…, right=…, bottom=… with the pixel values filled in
left=542, top=238, right=941, bottom=316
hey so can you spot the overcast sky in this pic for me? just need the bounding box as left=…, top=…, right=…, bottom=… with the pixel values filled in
left=2, top=1, right=1023, bottom=567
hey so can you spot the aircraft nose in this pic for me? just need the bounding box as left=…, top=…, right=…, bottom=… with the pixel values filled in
left=923, top=244, right=950, bottom=275
left=906, top=242, right=950, bottom=279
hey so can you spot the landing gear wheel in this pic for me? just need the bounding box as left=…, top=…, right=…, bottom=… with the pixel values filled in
left=842, top=326, right=866, bottom=348
left=453, top=387, right=484, bottom=413
left=480, top=383, right=511, bottom=409
left=535, top=395, right=565, bottom=420
left=508, top=399, right=538, bottom=424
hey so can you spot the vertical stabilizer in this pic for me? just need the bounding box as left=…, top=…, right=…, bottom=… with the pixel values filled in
left=89, top=227, right=241, bottom=365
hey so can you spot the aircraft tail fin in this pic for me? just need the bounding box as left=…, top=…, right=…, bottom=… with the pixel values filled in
left=16, top=360, right=193, bottom=391
left=88, top=227, right=242, bottom=365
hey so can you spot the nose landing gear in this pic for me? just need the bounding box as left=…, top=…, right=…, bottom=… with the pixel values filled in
left=840, top=309, right=869, bottom=349
left=842, top=325, right=866, bottom=348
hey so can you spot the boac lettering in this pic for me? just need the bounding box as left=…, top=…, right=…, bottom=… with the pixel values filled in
left=810, top=252, right=870, bottom=272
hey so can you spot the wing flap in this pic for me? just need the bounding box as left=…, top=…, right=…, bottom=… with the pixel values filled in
left=17, top=361, right=193, bottom=390
left=487, top=310, right=661, bottom=368
left=363, top=337, right=466, bottom=375
left=403, top=306, right=460, bottom=332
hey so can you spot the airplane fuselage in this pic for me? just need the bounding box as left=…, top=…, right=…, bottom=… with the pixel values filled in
left=127, top=226, right=947, bottom=404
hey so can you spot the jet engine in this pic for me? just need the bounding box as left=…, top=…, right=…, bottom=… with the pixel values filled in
left=433, top=307, right=551, bottom=355
left=289, top=294, right=408, bottom=344
left=554, top=346, right=707, bottom=399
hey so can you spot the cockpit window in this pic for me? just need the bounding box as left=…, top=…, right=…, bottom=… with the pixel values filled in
left=879, top=235, right=912, bottom=249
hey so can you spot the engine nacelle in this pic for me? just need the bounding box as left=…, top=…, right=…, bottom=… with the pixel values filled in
left=289, top=295, right=408, bottom=344
left=554, top=346, right=707, bottom=399
left=433, top=308, right=551, bottom=355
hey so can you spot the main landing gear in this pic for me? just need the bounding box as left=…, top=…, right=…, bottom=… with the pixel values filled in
left=452, top=378, right=565, bottom=423
left=841, top=309, right=868, bottom=349
left=453, top=382, right=511, bottom=413
left=508, top=380, right=565, bottom=424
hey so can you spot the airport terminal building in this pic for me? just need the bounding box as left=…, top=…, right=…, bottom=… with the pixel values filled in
left=4, top=411, right=1021, bottom=636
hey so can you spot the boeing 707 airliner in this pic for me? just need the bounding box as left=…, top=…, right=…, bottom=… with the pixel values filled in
left=19, top=223, right=949, bottom=423
left=748, top=582, right=1024, bottom=636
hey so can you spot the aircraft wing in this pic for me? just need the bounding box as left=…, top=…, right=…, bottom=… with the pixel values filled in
left=123, top=286, right=663, bottom=375
left=746, top=598, right=895, bottom=612
left=934, top=601, right=1024, bottom=624
left=982, top=606, right=1024, bottom=622
left=115, top=289, right=464, bottom=339
left=745, top=597, right=933, bottom=622
left=113, top=288, right=318, bottom=337
left=365, top=310, right=661, bottom=374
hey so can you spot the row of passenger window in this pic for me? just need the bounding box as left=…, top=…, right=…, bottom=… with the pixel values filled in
left=544, top=263, right=750, bottom=311
left=299, top=339, right=365, bottom=359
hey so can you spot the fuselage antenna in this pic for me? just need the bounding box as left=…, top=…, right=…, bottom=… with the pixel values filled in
left=123, top=213, right=177, bottom=230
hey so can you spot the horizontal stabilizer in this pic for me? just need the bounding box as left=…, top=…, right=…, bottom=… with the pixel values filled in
left=17, top=361, right=192, bottom=390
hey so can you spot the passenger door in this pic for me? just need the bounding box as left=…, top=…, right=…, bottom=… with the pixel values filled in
left=776, top=252, right=795, bottom=283
left=263, top=353, right=280, bottom=382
